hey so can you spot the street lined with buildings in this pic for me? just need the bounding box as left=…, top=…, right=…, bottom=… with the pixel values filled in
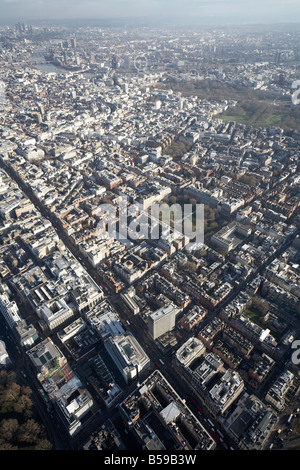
left=0, top=21, right=299, bottom=451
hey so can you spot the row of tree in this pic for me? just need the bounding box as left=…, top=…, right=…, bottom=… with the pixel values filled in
left=162, top=195, right=220, bottom=236
left=0, top=370, right=52, bottom=450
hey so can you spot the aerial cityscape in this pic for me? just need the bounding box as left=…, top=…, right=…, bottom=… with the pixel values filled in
left=0, top=3, right=299, bottom=456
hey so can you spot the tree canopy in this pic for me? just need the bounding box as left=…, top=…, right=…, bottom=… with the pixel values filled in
left=0, top=370, right=52, bottom=450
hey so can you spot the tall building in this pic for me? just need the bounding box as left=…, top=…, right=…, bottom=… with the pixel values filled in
left=0, top=292, right=22, bottom=329
left=148, top=303, right=180, bottom=340
left=104, top=333, right=150, bottom=384
left=0, top=289, right=38, bottom=348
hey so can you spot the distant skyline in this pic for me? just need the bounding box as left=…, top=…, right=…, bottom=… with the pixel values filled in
left=1, top=0, right=300, bottom=24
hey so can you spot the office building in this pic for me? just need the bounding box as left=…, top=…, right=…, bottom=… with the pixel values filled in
left=148, top=303, right=180, bottom=340
left=104, top=333, right=150, bottom=384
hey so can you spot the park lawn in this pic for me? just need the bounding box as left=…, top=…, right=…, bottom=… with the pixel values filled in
left=154, top=79, right=300, bottom=132
left=220, top=99, right=295, bottom=129
left=245, top=307, right=262, bottom=323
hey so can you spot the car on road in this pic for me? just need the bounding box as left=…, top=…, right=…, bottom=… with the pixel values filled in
left=189, top=396, right=196, bottom=404
left=196, top=404, right=203, bottom=413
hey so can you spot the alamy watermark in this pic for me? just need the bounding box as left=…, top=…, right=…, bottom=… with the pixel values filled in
left=132, top=53, right=200, bottom=81
left=94, top=196, right=204, bottom=251
left=291, top=340, right=300, bottom=365
left=133, top=54, right=148, bottom=73
left=291, top=80, right=300, bottom=105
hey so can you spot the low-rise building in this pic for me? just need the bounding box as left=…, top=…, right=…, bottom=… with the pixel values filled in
left=175, top=337, right=206, bottom=368
left=53, top=389, right=94, bottom=437
left=223, top=393, right=278, bottom=450
left=265, top=369, right=294, bottom=411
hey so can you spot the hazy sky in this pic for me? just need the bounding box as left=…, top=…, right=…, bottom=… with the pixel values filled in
left=1, top=0, right=300, bottom=23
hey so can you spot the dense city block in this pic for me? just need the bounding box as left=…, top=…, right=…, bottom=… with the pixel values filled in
left=0, top=19, right=299, bottom=451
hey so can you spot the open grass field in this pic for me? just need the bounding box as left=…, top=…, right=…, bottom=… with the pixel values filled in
left=154, top=79, right=300, bottom=132
left=220, top=99, right=300, bottom=131
left=245, top=307, right=262, bottom=323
